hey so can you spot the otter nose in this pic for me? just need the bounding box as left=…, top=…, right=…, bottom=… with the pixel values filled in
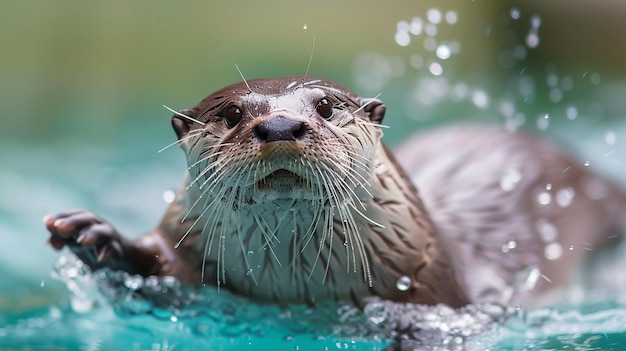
left=254, top=117, right=307, bottom=142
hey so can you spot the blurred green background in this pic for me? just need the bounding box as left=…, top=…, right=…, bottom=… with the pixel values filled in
left=2, top=0, right=626, bottom=317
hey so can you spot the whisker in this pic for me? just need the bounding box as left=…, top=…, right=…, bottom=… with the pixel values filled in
left=157, top=130, right=203, bottom=153
left=303, top=35, right=316, bottom=81
left=235, top=64, right=254, bottom=93
left=352, top=93, right=382, bottom=115
left=163, top=104, right=205, bottom=126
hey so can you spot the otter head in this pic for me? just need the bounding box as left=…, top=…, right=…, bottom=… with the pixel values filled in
left=171, top=76, right=386, bottom=206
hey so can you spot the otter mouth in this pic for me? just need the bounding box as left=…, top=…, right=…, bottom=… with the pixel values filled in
left=257, top=169, right=304, bottom=191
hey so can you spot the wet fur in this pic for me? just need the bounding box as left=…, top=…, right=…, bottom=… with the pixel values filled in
left=45, top=77, right=626, bottom=308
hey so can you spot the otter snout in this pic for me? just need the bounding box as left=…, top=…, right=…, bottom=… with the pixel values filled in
left=253, top=117, right=307, bottom=142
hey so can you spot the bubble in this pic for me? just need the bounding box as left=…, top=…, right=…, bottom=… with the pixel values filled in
left=396, top=275, right=412, bottom=291
left=247, top=250, right=254, bottom=255
left=605, top=131, right=617, bottom=145
left=569, top=245, right=575, bottom=251
left=436, top=44, right=452, bottom=60
left=40, top=280, right=46, bottom=287
left=556, top=187, right=576, bottom=208
left=537, top=191, right=552, bottom=206
left=410, top=17, right=423, bottom=35
left=566, top=106, right=578, bottom=120
left=526, top=31, right=540, bottom=49
left=303, top=24, right=308, bottom=30
left=428, top=62, right=443, bottom=76
left=245, top=269, right=253, bottom=277
left=583, top=160, right=590, bottom=167
left=445, top=10, right=458, bottom=24
left=395, top=31, right=411, bottom=47
left=544, top=242, right=563, bottom=260
left=510, top=7, right=521, bottom=20
left=500, top=168, right=522, bottom=192
left=471, top=90, right=489, bottom=109
left=545, top=183, right=552, bottom=191
left=427, top=8, right=442, bottom=24
left=162, top=189, right=176, bottom=203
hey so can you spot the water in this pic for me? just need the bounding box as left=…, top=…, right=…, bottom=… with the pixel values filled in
left=3, top=4, right=626, bottom=351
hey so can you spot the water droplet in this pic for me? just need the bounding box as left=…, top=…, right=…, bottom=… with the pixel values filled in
left=546, top=74, right=558, bottom=87
left=162, top=189, right=176, bottom=204
left=425, top=23, right=438, bottom=36
left=569, top=245, right=575, bottom=251
left=395, top=31, right=411, bottom=47
left=500, top=168, right=522, bottom=192
left=605, top=131, right=617, bottom=145
left=526, top=31, right=540, bottom=48
left=396, top=275, right=411, bottom=291
left=426, top=8, right=442, bottom=24
left=40, top=280, right=45, bottom=287
left=537, top=191, right=552, bottom=206
left=590, top=73, right=601, bottom=84
left=408, top=17, right=423, bottom=35
left=560, top=76, right=574, bottom=91
left=549, top=88, right=563, bottom=103
left=124, top=275, right=144, bottom=291
left=422, top=37, right=436, bottom=52
left=510, top=7, right=521, bottom=20
left=517, top=266, right=541, bottom=291
left=247, top=250, right=254, bottom=256
left=530, top=14, right=542, bottom=28
left=536, top=114, right=549, bottom=130
left=397, top=20, right=410, bottom=33
left=428, top=62, right=443, bottom=76
left=545, top=183, right=552, bottom=191
left=471, top=90, right=489, bottom=109
left=544, top=242, right=562, bottom=260
left=566, top=106, right=578, bottom=120
left=502, top=240, right=517, bottom=253
left=436, top=44, right=452, bottom=60
left=410, top=54, right=424, bottom=69
left=445, top=10, right=458, bottom=24
left=536, top=218, right=558, bottom=242
left=556, top=187, right=575, bottom=208
left=583, top=160, right=590, bottom=167
left=246, top=269, right=253, bottom=277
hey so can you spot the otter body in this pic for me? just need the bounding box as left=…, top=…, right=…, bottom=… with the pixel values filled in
left=45, top=77, right=626, bottom=307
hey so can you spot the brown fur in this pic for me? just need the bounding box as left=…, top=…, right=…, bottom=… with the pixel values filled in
left=45, top=77, right=626, bottom=307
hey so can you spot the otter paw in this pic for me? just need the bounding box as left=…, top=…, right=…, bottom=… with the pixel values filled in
left=43, top=209, right=126, bottom=270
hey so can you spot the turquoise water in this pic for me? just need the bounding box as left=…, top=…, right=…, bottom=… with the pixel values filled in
left=3, top=4, right=626, bottom=351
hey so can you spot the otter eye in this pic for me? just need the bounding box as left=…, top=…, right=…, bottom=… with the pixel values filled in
left=224, top=105, right=243, bottom=128
left=315, top=98, right=333, bottom=119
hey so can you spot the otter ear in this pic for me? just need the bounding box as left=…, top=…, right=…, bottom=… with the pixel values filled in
left=357, top=97, right=386, bottom=124
left=171, top=109, right=195, bottom=141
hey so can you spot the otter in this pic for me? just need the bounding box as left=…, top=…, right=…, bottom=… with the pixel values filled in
left=44, top=77, right=626, bottom=307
